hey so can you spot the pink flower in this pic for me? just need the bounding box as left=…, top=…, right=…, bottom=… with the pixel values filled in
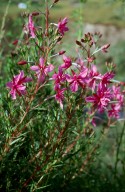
left=76, top=58, right=84, bottom=69
left=52, top=67, right=66, bottom=86
left=6, top=71, right=32, bottom=99
left=112, top=85, right=124, bottom=105
left=66, top=68, right=88, bottom=92
left=108, top=104, right=121, bottom=119
left=57, top=17, right=69, bottom=36
left=87, top=65, right=101, bottom=91
left=24, top=14, right=36, bottom=38
left=86, top=84, right=111, bottom=112
left=60, top=55, right=72, bottom=69
left=28, top=14, right=36, bottom=38
left=55, top=85, right=66, bottom=109
left=112, top=85, right=121, bottom=96
left=30, top=57, right=54, bottom=83
left=100, top=72, right=115, bottom=89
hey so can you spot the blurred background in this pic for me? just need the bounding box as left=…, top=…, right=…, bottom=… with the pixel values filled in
left=1, top=0, right=125, bottom=79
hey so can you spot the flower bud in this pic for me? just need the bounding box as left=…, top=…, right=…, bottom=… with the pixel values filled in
left=32, top=12, right=39, bottom=16
left=18, top=60, right=28, bottom=65
left=12, top=39, right=18, bottom=45
left=76, top=40, right=83, bottom=47
left=54, top=0, right=60, bottom=3
left=102, top=44, right=110, bottom=53
left=59, top=50, right=66, bottom=55
left=87, top=57, right=95, bottom=63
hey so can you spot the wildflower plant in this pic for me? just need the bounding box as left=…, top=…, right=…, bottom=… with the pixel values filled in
left=1, top=0, right=125, bottom=191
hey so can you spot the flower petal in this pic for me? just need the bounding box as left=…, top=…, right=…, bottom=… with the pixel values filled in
left=30, top=66, right=40, bottom=71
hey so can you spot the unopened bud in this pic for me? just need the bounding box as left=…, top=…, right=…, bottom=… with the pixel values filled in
left=32, top=12, right=39, bottom=16
left=102, top=44, right=110, bottom=53
left=54, top=0, right=60, bottom=3
left=12, top=39, right=18, bottom=45
left=89, top=41, right=93, bottom=47
left=76, top=40, right=83, bottom=47
left=81, top=38, right=84, bottom=42
left=18, top=60, right=28, bottom=65
left=87, top=57, right=95, bottom=63
left=59, top=50, right=66, bottom=55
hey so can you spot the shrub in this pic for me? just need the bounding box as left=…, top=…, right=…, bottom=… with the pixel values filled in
left=0, top=0, right=125, bottom=191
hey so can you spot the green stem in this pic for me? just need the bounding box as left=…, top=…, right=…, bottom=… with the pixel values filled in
left=0, top=0, right=11, bottom=44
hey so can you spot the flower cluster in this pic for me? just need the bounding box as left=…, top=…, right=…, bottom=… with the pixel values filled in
left=52, top=54, right=124, bottom=119
left=6, top=11, right=125, bottom=123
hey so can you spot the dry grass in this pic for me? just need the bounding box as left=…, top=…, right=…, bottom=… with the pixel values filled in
left=0, top=0, right=125, bottom=27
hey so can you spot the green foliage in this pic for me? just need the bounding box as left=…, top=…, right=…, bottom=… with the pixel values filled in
left=110, top=41, right=125, bottom=81
left=0, top=84, right=99, bottom=191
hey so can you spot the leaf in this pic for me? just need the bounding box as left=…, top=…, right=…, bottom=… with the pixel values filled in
left=36, top=184, right=51, bottom=190
left=72, top=130, right=79, bottom=136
